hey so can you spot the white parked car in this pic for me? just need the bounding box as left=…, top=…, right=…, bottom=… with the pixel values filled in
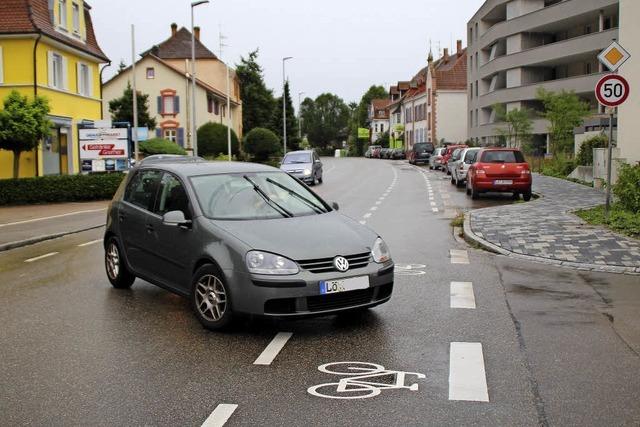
left=451, top=147, right=481, bottom=187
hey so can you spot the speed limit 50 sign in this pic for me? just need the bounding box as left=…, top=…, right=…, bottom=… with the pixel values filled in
left=595, top=74, right=630, bottom=107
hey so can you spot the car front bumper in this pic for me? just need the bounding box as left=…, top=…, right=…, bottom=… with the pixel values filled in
left=285, top=171, right=314, bottom=183
left=225, top=261, right=394, bottom=317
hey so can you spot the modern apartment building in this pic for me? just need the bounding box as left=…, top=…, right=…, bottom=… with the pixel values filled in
left=467, top=0, right=619, bottom=151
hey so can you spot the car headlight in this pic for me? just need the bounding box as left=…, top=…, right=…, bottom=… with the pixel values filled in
left=246, top=250, right=299, bottom=275
left=303, top=169, right=312, bottom=176
left=371, top=237, right=391, bottom=263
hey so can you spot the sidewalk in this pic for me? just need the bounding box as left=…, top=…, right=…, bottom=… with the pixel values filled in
left=0, top=201, right=109, bottom=251
left=464, top=174, right=640, bottom=275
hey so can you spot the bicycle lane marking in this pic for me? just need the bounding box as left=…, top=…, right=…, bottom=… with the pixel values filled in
left=253, top=332, right=293, bottom=365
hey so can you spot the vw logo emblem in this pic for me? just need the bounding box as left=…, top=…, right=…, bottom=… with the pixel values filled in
left=334, top=256, right=350, bottom=272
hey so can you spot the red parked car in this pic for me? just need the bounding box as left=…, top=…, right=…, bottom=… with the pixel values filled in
left=466, top=148, right=532, bottom=201
left=441, top=145, right=468, bottom=174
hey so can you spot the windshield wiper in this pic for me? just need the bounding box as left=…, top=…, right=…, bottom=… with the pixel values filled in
left=243, top=175, right=294, bottom=218
left=266, top=178, right=327, bottom=214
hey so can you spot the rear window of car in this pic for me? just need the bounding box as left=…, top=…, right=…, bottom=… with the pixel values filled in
left=480, top=150, right=525, bottom=164
left=413, top=143, right=432, bottom=153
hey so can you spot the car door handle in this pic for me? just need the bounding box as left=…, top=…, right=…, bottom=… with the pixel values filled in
left=118, top=213, right=126, bottom=222
left=145, top=224, right=154, bottom=233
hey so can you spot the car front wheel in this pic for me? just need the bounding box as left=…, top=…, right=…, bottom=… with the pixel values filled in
left=105, top=237, right=135, bottom=289
left=191, top=265, right=233, bottom=331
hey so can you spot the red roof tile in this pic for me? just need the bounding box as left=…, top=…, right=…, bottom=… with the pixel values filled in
left=144, top=27, right=217, bottom=60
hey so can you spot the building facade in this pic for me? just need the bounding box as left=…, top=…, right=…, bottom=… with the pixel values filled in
left=467, top=0, right=619, bottom=150
left=0, top=0, right=109, bottom=178
left=368, top=99, right=390, bottom=143
left=102, top=24, right=242, bottom=151
left=617, top=0, right=639, bottom=165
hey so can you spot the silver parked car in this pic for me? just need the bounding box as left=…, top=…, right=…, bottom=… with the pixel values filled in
left=429, top=147, right=446, bottom=170
left=280, top=150, right=323, bottom=185
left=446, top=148, right=465, bottom=176
left=104, top=158, right=394, bottom=331
left=451, top=147, right=481, bottom=187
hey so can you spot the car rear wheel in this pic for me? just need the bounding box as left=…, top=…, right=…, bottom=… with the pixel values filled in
left=191, top=265, right=233, bottom=331
left=471, top=185, right=480, bottom=200
left=105, top=237, right=135, bottom=289
left=450, top=176, right=456, bottom=185
left=523, top=190, right=532, bottom=202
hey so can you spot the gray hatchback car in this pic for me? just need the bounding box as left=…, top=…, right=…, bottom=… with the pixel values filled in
left=104, top=158, right=394, bottom=330
left=279, top=150, right=323, bottom=185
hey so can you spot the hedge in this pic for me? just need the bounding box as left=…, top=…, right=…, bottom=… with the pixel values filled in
left=139, top=138, right=187, bottom=155
left=0, top=173, right=125, bottom=205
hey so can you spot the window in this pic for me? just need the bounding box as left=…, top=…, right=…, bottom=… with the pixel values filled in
left=470, top=83, right=473, bottom=99
left=154, top=173, right=191, bottom=219
left=48, top=52, right=66, bottom=90
left=124, top=170, right=163, bottom=211
left=584, top=24, right=592, bottom=35
left=163, top=96, right=175, bottom=114
left=380, top=124, right=384, bottom=133
left=475, top=53, right=479, bottom=70
left=0, top=46, right=3, bottom=84
left=475, top=81, right=479, bottom=97
left=146, top=68, right=155, bottom=79
left=72, top=2, right=79, bottom=33
left=77, top=63, right=91, bottom=96
left=164, top=128, right=177, bottom=143
left=58, top=0, right=67, bottom=29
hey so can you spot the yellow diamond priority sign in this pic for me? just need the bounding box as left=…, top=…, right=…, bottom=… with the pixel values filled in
left=598, top=41, right=631, bottom=72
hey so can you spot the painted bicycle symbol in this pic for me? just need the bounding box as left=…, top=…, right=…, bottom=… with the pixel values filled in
left=394, top=264, right=427, bottom=276
left=307, top=362, right=426, bottom=400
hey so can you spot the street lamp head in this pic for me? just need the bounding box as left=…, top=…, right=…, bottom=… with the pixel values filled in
left=191, top=0, right=209, bottom=7
left=283, top=56, right=293, bottom=61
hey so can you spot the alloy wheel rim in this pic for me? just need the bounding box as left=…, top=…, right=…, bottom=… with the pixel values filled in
left=195, top=274, right=227, bottom=322
left=106, top=243, right=120, bottom=279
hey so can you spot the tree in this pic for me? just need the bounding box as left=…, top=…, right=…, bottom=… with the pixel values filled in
left=243, top=127, right=281, bottom=162
left=357, top=85, right=388, bottom=127
left=377, top=131, right=390, bottom=148
left=492, top=104, right=533, bottom=149
left=576, top=134, right=607, bottom=166
left=0, top=90, right=51, bottom=178
left=537, top=88, right=590, bottom=156
left=108, top=82, right=156, bottom=129
left=235, top=50, right=276, bottom=133
left=272, top=80, right=300, bottom=151
left=197, top=122, right=239, bottom=158
left=300, top=93, right=350, bottom=152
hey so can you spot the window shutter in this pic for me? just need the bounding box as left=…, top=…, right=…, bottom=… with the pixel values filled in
left=61, top=56, right=69, bottom=90
left=157, top=96, right=162, bottom=114
left=87, top=65, right=93, bottom=97
left=174, top=96, right=180, bottom=114
left=76, top=62, right=82, bottom=93
left=177, top=128, right=185, bottom=147
left=156, top=128, right=161, bottom=138
left=47, top=51, right=54, bottom=87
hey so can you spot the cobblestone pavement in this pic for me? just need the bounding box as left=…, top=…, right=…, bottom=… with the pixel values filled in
left=467, top=174, right=640, bottom=274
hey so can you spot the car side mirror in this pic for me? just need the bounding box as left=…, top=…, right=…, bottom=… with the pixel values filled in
left=315, top=159, right=321, bottom=163
left=163, top=210, right=192, bottom=229
left=331, top=202, right=340, bottom=211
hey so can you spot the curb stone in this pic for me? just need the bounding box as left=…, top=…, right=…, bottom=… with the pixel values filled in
left=463, top=215, right=639, bottom=276
left=0, top=224, right=104, bottom=252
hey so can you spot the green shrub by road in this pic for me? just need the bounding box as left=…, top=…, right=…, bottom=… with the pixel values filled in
left=0, top=173, right=125, bottom=205
left=139, top=138, right=187, bottom=155
left=575, top=205, right=640, bottom=239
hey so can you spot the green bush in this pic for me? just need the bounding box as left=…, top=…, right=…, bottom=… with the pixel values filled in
left=614, top=163, right=640, bottom=213
left=576, top=135, right=607, bottom=166
left=576, top=204, right=640, bottom=238
left=139, top=138, right=186, bottom=155
left=197, top=122, right=239, bottom=157
left=243, top=127, right=281, bottom=163
left=0, top=173, right=125, bottom=205
left=541, top=155, right=576, bottom=178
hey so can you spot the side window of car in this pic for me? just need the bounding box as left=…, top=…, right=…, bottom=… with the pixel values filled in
left=154, top=173, right=192, bottom=220
left=124, top=170, right=163, bottom=211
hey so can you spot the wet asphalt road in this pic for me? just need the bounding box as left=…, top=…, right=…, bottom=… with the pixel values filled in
left=1, top=157, right=639, bottom=426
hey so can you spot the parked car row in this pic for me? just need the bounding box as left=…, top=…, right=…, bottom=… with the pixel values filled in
left=428, top=145, right=533, bottom=201
left=365, top=147, right=407, bottom=160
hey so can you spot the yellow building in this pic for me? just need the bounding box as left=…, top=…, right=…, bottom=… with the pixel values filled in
left=0, top=0, right=109, bottom=178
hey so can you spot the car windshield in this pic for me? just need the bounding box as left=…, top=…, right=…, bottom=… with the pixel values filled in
left=190, top=171, right=328, bottom=220
left=414, top=143, right=429, bottom=153
left=481, top=150, right=525, bottom=164
left=283, top=153, right=312, bottom=164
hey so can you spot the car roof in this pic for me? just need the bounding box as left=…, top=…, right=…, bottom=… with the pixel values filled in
left=137, top=160, right=279, bottom=177
left=481, top=147, right=523, bottom=151
left=284, top=150, right=314, bottom=155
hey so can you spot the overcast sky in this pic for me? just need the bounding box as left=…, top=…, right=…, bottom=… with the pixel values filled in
left=93, top=0, right=485, bottom=104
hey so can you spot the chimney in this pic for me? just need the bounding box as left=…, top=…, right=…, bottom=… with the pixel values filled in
left=194, top=26, right=201, bottom=41
left=171, top=23, right=177, bottom=37
left=443, top=48, right=449, bottom=63
left=457, top=40, right=463, bottom=56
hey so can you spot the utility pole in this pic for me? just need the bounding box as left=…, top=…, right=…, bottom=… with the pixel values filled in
left=131, top=24, right=138, bottom=163
left=219, top=29, right=232, bottom=161
left=190, top=1, right=210, bottom=157
left=605, top=107, right=615, bottom=219
left=282, top=57, right=293, bottom=154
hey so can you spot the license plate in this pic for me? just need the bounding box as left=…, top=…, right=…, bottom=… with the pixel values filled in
left=494, top=180, right=513, bottom=185
left=319, top=276, right=369, bottom=295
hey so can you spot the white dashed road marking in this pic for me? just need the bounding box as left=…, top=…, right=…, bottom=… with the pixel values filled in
left=254, top=332, right=293, bottom=365
left=450, top=250, right=469, bottom=264
left=24, top=252, right=59, bottom=263
left=363, top=213, right=372, bottom=219
left=450, top=282, right=476, bottom=309
left=370, top=206, right=378, bottom=211
left=449, top=342, right=489, bottom=402
left=78, top=239, right=102, bottom=247
left=432, top=208, right=439, bottom=213
left=201, top=404, right=238, bottom=427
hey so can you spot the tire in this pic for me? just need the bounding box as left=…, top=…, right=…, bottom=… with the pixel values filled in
left=318, top=175, right=323, bottom=184
left=466, top=181, right=472, bottom=196
left=450, top=176, right=456, bottom=185
left=105, top=237, right=135, bottom=289
left=471, top=186, right=480, bottom=200
left=512, top=192, right=520, bottom=200
left=191, top=264, right=233, bottom=331
left=523, top=191, right=532, bottom=202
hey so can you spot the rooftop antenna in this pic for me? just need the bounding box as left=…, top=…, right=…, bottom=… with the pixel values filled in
left=437, top=41, right=441, bottom=58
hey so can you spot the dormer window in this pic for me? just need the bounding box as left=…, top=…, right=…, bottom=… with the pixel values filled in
left=72, top=3, right=80, bottom=33
left=58, top=0, right=67, bottom=30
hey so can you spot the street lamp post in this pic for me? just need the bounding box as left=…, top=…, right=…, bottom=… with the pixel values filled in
left=298, top=91, right=304, bottom=140
left=191, top=0, right=209, bottom=157
left=282, top=56, right=293, bottom=154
